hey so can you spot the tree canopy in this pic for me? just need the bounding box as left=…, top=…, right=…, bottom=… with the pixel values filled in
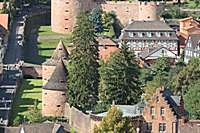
left=184, top=80, right=200, bottom=119
left=67, top=12, right=99, bottom=111
left=99, top=44, right=141, bottom=105
left=94, top=106, right=135, bottom=133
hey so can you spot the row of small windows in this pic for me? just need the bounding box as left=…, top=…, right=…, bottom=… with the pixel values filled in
left=150, top=107, right=165, bottom=116
left=127, top=41, right=177, bottom=49
left=147, top=123, right=166, bottom=132
left=185, top=50, right=200, bottom=57
left=128, top=32, right=172, bottom=38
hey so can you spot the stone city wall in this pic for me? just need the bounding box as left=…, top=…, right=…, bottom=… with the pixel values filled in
left=51, top=1, right=164, bottom=34
left=22, top=65, right=42, bottom=78
left=64, top=103, right=101, bottom=133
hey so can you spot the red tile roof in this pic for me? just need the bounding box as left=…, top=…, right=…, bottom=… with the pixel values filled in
left=0, top=14, right=8, bottom=30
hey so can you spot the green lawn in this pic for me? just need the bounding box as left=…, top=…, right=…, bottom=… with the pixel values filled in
left=38, top=26, right=65, bottom=36
left=23, top=25, right=71, bottom=64
left=11, top=79, right=42, bottom=124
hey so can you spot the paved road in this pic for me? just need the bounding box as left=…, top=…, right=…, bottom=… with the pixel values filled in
left=3, top=17, right=24, bottom=64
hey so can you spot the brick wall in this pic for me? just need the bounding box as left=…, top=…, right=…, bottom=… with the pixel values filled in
left=42, top=89, right=67, bottom=116
left=142, top=89, right=177, bottom=133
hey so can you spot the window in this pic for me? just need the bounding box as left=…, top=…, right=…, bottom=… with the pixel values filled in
left=57, top=105, right=61, bottom=107
left=165, top=32, right=170, bottom=37
left=147, top=32, right=152, bottom=37
left=128, top=32, right=134, bottom=37
left=159, top=123, right=166, bottom=132
left=160, top=107, right=165, bottom=116
left=147, top=122, right=152, bottom=131
left=150, top=107, right=155, bottom=116
left=60, top=80, right=65, bottom=83
left=156, top=32, right=161, bottom=37
left=138, top=32, right=143, bottom=37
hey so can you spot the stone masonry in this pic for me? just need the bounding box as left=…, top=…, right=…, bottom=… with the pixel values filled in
left=51, top=0, right=164, bottom=34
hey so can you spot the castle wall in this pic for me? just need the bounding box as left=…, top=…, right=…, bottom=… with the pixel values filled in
left=100, top=1, right=139, bottom=25
left=22, top=65, right=42, bottom=78
left=42, top=89, right=66, bottom=116
left=51, top=0, right=93, bottom=34
left=51, top=1, right=163, bottom=34
left=65, top=103, right=92, bottom=133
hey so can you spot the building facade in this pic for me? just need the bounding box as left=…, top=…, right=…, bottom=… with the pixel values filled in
left=120, top=21, right=179, bottom=59
left=184, top=34, right=200, bottom=63
left=92, top=87, right=187, bottom=133
left=178, top=17, right=200, bottom=49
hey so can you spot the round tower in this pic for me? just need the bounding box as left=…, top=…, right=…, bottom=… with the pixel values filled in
left=51, top=0, right=93, bottom=34
left=42, top=40, right=69, bottom=86
left=138, top=1, right=160, bottom=21
left=42, top=59, right=67, bottom=116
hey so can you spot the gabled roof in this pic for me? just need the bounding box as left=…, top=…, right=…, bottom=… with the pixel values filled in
left=93, top=101, right=146, bottom=118
left=139, top=46, right=177, bottom=59
left=43, top=40, right=69, bottom=66
left=124, top=21, right=173, bottom=31
left=43, top=59, right=67, bottom=91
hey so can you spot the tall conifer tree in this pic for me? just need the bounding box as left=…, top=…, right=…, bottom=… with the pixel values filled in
left=99, top=44, right=141, bottom=105
left=67, top=12, right=99, bottom=111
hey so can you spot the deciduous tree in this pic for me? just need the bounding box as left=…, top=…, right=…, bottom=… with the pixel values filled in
left=94, top=106, right=135, bottom=133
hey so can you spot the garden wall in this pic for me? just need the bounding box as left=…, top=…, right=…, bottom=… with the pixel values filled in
left=64, top=103, right=101, bottom=133
left=22, top=65, right=42, bottom=78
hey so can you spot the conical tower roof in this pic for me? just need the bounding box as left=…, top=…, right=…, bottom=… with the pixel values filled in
left=43, top=59, right=67, bottom=91
left=43, top=40, right=69, bottom=66
left=51, top=40, right=69, bottom=60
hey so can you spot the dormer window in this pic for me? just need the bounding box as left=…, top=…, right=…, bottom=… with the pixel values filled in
left=147, top=32, right=152, bottom=37
left=138, top=32, right=143, bottom=37
left=128, top=32, right=134, bottom=37
left=156, top=32, right=161, bottom=37
left=165, top=32, right=170, bottom=37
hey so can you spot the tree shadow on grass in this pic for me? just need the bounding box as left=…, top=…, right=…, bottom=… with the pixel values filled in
left=10, top=79, right=42, bottom=125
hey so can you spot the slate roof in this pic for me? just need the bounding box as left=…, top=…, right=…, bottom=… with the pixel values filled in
left=4, top=123, right=69, bottom=133
left=93, top=101, right=146, bottom=118
left=124, top=21, right=174, bottom=31
left=121, top=21, right=178, bottom=41
left=43, top=59, right=67, bottom=91
left=43, top=40, right=69, bottom=66
left=162, top=89, right=181, bottom=116
left=139, top=46, right=176, bottom=59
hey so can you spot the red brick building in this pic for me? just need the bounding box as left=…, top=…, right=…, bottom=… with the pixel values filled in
left=93, top=87, right=187, bottom=133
